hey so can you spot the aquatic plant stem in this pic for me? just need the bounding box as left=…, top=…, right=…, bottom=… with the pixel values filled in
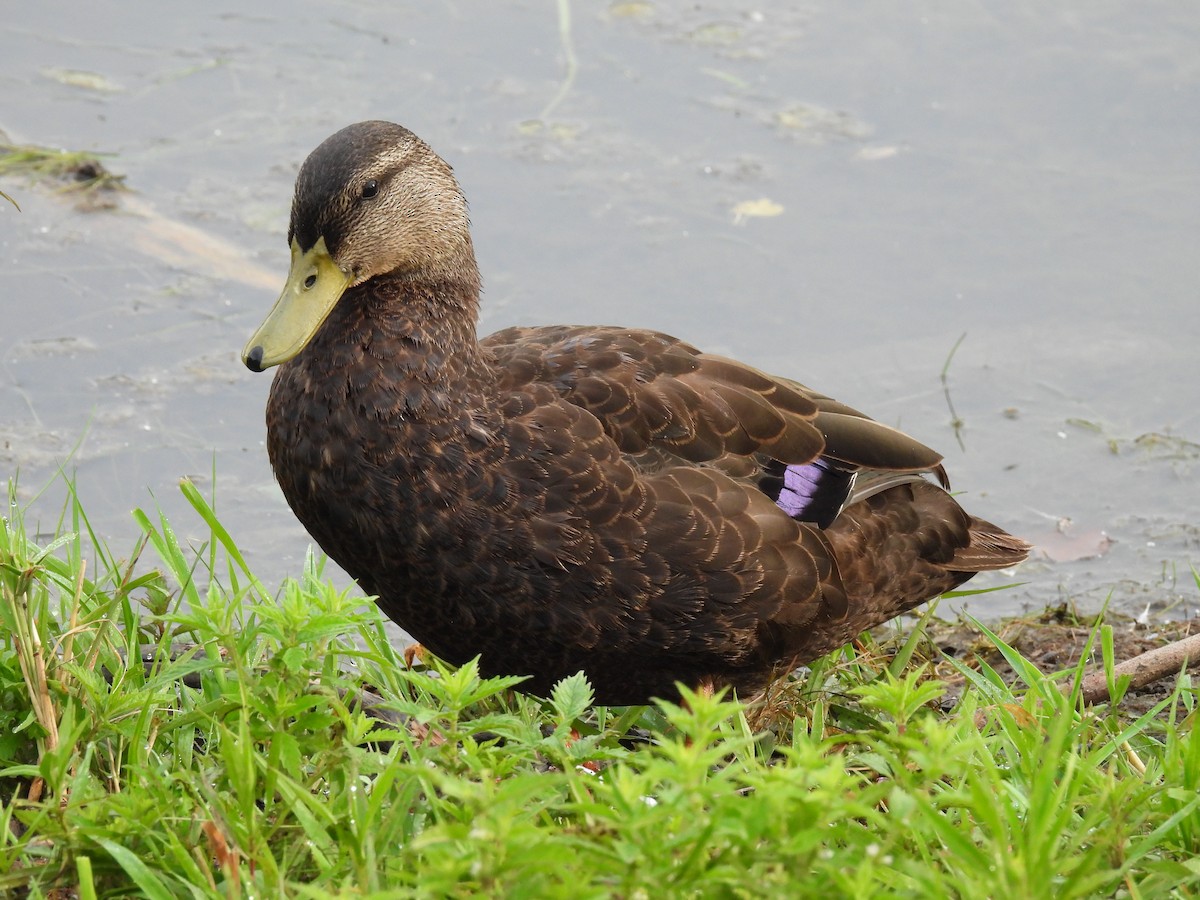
left=940, top=332, right=967, bottom=451
left=539, top=0, right=577, bottom=121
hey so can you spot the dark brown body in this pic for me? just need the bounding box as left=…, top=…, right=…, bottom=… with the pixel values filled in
left=250, top=121, right=1029, bottom=705
left=266, top=280, right=1027, bottom=704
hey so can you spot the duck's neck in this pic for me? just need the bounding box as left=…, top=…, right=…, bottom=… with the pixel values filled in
left=267, top=268, right=496, bottom=584
left=317, top=269, right=489, bottom=410
left=270, top=266, right=494, bottom=484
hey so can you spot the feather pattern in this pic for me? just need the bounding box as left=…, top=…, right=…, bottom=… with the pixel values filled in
left=247, top=122, right=1031, bottom=704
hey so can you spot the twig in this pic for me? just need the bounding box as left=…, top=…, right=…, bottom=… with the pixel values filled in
left=1074, top=631, right=1200, bottom=705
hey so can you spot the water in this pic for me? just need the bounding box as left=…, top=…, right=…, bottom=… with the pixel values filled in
left=2, top=1, right=1198, bottom=622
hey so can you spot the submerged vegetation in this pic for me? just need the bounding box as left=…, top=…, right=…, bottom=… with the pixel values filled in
left=0, top=137, right=125, bottom=194
left=1, top=475, right=1198, bottom=897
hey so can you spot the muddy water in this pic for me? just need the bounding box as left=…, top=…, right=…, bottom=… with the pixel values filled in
left=1, top=2, right=1198, bottom=623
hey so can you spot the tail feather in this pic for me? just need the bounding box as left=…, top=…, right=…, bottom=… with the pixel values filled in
left=825, top=479, right=1030, bottom=619
left=947, top=516, right=1033, bottom=573
left=764, top=479, right=1031, bottom=675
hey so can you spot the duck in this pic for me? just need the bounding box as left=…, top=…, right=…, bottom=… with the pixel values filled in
left=241, top=120, right=1029, bottom=705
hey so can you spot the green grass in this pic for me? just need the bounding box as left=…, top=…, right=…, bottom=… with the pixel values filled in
left=1, top=475, right=1198, bottom=897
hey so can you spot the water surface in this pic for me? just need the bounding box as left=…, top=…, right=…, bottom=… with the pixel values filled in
left=2, top=1, right=1198, bottom=622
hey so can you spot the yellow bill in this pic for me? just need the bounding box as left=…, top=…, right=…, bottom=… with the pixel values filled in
left=242, top=236, right=352, bottom=371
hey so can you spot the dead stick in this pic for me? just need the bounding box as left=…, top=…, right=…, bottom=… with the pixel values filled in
left=1074, top=631, right=1200, bottom=705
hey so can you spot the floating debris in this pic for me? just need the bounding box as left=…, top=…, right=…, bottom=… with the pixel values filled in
left=0, top=139, right=126, bottom=194
left=856, top=145, right=900, bottom=161
left=731, top=196, right=783, bottom=224
left=1034, top=527, right=1115, bottom=563
left=608, top=1, right=653, bottom=19
left=40, top=67, right=123, bottom=93
left=775, top=103, right=871, bottom=140
left=7, top=336, right=98, bottom=361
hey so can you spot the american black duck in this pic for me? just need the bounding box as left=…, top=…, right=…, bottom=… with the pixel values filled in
left=242, top=121, right=1030, bottom=705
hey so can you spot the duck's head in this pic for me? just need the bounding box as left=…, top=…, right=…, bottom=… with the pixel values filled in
left=242, top=121, right=474, bottom=372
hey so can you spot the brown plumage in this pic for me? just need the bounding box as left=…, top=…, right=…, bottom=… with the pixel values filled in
left=242, top=121, right=1030, bottom=705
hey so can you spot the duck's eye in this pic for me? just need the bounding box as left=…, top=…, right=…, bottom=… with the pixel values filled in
left=361, top=179, right=379, bottom=200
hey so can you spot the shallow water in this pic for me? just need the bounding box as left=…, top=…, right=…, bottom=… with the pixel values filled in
left=2, top=2, right=1198, bottom=624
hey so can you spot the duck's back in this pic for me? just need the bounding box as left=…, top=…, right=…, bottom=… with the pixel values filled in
left=458, top=324, right=1029, bottom=700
